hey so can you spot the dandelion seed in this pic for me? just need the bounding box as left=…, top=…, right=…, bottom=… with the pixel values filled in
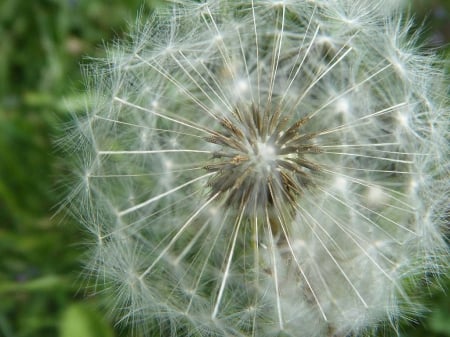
left=66, top=1, right=449, bottom=336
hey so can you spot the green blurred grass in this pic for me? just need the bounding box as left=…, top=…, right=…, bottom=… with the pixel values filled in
left=0, top=1, right=448, bottom=337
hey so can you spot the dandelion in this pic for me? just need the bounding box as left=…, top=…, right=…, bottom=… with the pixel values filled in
left=66, top=0, right=449, bottom=336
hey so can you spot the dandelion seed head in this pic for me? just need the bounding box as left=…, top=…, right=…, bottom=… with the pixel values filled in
left=66, top=0, right=449, bottom=336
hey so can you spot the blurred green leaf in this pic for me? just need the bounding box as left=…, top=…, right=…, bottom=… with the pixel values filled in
left=429, top=309, right=450, bottom=335
left=0, top=275, right=67, bottom=294
left=60, top=304, right=114, bottom=337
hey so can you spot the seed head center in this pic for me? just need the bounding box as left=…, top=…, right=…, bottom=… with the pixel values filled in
left=255, top=141, right=276, bottom=164
left=205, top=104, right=321, bottom=212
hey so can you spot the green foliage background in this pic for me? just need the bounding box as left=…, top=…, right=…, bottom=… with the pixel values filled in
left=0, top=1, right=448, bottom=336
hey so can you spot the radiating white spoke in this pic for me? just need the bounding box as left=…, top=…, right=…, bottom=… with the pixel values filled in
left=251, top=207, right=260, bottom=336
left=119, top=172, right=214, bottom=217
left=113, top=96, right=213, bottom=135
left=320, top=142, right=401, bottom=149
left=326, top=165, right=411, bottom=174
left=101, top=189, right=203, bottom=240
left=133, top=54, right=220, bottom=122
left=308, top=63, right=392, bottom=119
left=212, top=205, right=246, bottom=319
left=236, top=28, right=255, bottom=104
left=317, top=187, right=409, bottom=244
left=289, top=46, right=354, bottom=116
left=315, top=203, right=398, bottom=267
left=295, top=202, right=369, bottom=308
left=139, top=192, right=219, bottom=280
left=267, top=3, right=286, bottom=107
left=174, top=219, right=210, bottom=266
left=93, top=115, right=204, bottom=139
left=350, top=191, right=416, bottom=214
left=98, top=149, right=211, bottom=155
left=267, top=184, right=328, bottom=321
left=281, top=25, right=320, bottom=105
left=324, top=187, right=417, bottom=236
left=306, top=189, right=418, bottom=306
left=174, top=52, right=234, bottom=114
left=295, top=185, right=403, bottom=273
left=202, top=6, right=237, bottom=84
left=251, top=0, right=261, bottom=106
left=185, top=210, right=231, bottom=314
left=321, top=151, right=413, bottom=164
left=315, top=102, right=407, bottom=137
left=89, top=166, right=205, bottom=178
left=321, top=168, right=415, bottom=208
left=321, top=146, right=425, bottom=157
left=286, top=6, right=317, bottom=81
left=264, top=207, right=284, bottom=329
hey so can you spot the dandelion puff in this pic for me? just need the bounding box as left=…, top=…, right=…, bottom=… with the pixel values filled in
left=65, top=0, right=449, bottom=336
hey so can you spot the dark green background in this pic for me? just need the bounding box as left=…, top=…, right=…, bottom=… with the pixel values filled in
left=0, top=1, right=448, bottom=336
